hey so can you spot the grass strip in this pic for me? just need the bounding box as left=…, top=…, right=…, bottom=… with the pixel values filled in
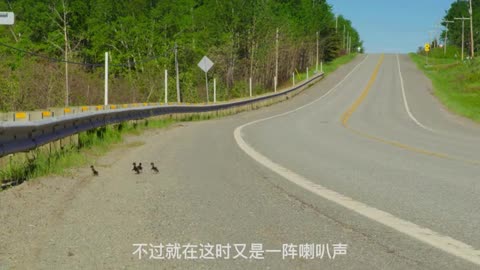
left=409, top=52, right=480, bottom=122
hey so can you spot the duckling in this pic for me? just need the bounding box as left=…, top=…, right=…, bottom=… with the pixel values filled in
left=151, top=162, right=159, bottom=173
left=137, top=162, right=143, bottom=172
left=90, top=165, right=99, bottom=176
left=132, top=163, right=140, bottom=174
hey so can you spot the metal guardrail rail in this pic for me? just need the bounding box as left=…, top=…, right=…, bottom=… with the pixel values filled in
left=0, top=73, right=323, bottom=157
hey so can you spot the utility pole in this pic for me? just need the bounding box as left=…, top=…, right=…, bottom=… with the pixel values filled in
left=349, top=35, right=352, bottom=54
left=443, top=20, right=454, bottom=55
left=347, top=32, right=351, bottom=54
left=346, top=32, right=349, bottom=53
left=316, top=31, right=319, bottom=72
left=455, top=17, right=470, bottom=61
left=469, top=0, right=475, bottom=58
left=350, top=36, right=352, bottom=53
left=351, top=35, right=354, bottom=53
left=434, top=22, right=442, bottom=47
left=275, top=27, right=279, bottom=92
left=174, top=42, right=181, bottom=103
left=428, top=30, right=436, bottom=48
left=335, top=16, right=338, bottom=33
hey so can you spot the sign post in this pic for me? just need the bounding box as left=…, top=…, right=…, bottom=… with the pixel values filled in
left=424, top=43, right=430, bottom=65
left=0, top=12, right=14, bottom=25
left=197, top=56, right=214, bottom=103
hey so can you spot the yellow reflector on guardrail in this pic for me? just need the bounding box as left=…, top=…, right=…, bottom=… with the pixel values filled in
left=81, top=106, right=89, bottom=112
left=143, top=103, right=148, bottom=106
left=14, top=112, right=27, bottom=120
left=110, top=105, right=117, bottom=109
left=41, top=111, right=51, bottom=118
left=122, top=104, right=128, bottom=108
left=96, top=105, right=103, bottom=110
left=64, top=108, right=71, bottom=113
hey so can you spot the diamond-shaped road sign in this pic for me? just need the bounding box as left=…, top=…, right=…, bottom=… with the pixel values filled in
left=0, top=12, right=14, bottom=25
left=424, top=43, right=430, bottom=52
left=198, top=56, right=214, bottom=73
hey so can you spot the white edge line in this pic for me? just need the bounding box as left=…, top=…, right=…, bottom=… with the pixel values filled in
left=234, top=55, right=480, bottom=266
left=235, top=55, right=370, bottom=129
left=396, top=54, right=435, bottom=133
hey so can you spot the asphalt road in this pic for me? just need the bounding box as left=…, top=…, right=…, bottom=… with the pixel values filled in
left=1, top=54, right=479, bottom=270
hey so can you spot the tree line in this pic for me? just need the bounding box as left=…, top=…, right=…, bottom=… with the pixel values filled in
left=0, top=0, right=362, bottom=111
left=434, top=0, right=480, bottom=57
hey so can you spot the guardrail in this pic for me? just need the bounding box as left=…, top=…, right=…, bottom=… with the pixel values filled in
left=0, top=72, right=323, bottom=157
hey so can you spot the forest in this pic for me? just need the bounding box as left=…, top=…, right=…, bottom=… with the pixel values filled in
left=0, top=0, right=362, bottom=111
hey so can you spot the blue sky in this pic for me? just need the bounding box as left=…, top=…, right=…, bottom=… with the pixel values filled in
left=328, top=0, right=455, bottom=53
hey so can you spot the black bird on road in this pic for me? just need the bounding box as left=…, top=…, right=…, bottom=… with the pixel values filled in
left=90, top=165, right=99, bottom=176
left=132, top=162, right=140, bottom=174
left=151, top=162, right=159, bottom=173
left=137, top=162, right=143, bottom=172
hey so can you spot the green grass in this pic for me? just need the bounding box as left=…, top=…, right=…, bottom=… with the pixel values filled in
left=409, top=53, right=480, bottom=122
left=0, top=118, right=176, bottom=189
left=323, top=53, right=358, bottom=75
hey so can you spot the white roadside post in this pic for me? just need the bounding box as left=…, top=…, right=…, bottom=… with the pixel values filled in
left=321, top=61, right=323, bottom=73
left=275, top=27, right=279, bottom=93
left=164, top=70, right=168, bottom=104
left=292, top=72, right=295, bottom=86
left=316, top=31, right=319, bottom=72
left=104, top=52, right=109, bottom=106
left=274, top=76, right=277, bottom=92
left=306, top=67, right=309, bottom=80
left=197, top=56, right=214, bottom=104
left=174, top=42, right=181, bottom=103
left=213, top=78, right=217, bottom=103
left=249, top=77, right=252, bottom=97
left=469, top=0, right=474, bottom=58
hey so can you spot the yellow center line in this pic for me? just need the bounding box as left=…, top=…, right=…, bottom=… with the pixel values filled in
left=341, top=54, right=385, bottom=126
left=340, top=54, right=480, bottom=166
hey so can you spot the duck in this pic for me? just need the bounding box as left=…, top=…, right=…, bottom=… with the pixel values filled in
left=137, top=162, right=143, bottom=172
left=90, top=165, right=99, bottom=176
left=151, top=162, right=159, bottom=173
left=132, top=162, right=140, bottom=174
